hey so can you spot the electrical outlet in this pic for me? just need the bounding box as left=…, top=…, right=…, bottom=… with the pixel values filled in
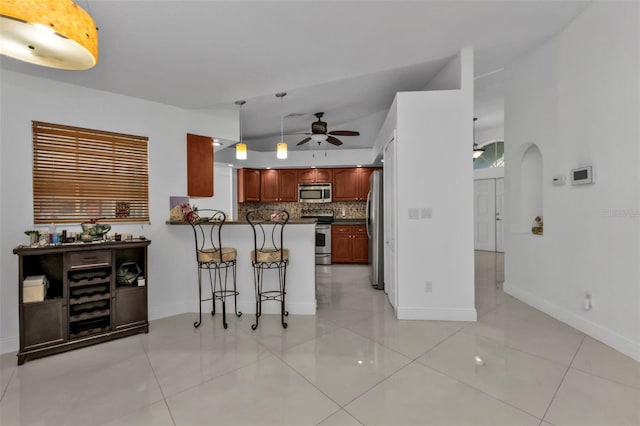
left=424, top=281, right=432, bottom=293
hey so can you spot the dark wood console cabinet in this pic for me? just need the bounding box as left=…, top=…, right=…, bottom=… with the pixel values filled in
left=13, top=240, right=151, bottom=365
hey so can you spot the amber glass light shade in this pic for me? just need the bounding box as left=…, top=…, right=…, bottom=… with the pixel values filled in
left=235, top=143, right=247, bottom=160
left=0, top=0, right=98, bottom=70
left=276, top=142, right=287, bottom=159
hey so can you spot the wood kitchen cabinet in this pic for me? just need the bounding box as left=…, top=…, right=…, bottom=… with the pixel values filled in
left=297, top=168, right=333, bottom=183
left=186, top=133, right=214, bottom=197
left=237, top=168, right=261, bottom=202
left=13, top=240, right=150, bottom=365
left=260, top=169, right=298, bottom=202
left=333, top=167, right=375, bottom=201
left=332, top=224, right=368, bottom=264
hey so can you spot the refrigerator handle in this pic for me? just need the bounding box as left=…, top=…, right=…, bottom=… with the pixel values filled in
left=365, top=191, right=371, bottom=239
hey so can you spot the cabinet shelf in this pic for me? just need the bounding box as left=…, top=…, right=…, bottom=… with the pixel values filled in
left=69, top=292, right=110, bottom=305
left=70, top=317, right=110, bottom=339
left=69, top=309, right=110, bottom=323
left=68, top=278, right=111, bottom=288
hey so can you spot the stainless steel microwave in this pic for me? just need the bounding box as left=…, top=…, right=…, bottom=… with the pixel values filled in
left=298, top=183, right=332, bottom=203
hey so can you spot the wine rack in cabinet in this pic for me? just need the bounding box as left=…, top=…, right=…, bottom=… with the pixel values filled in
left=13, top=240, right=150, bottom=365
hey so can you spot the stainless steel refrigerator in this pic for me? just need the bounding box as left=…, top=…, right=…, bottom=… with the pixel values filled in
left=367, top=170, right=384, bottom=290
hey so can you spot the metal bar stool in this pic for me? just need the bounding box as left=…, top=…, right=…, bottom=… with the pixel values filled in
left=246, top=209, right=290, bottom=330
left=188, top=209, right=241, bottom=329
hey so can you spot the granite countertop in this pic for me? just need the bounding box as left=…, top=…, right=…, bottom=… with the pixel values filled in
left=332, top=218, right=367, bottom=224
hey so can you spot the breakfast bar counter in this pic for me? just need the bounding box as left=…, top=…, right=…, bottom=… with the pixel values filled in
left=166, top=220, right=317, bottom=315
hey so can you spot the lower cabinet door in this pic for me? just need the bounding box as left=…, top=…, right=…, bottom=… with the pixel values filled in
left=113, top=287, right=147, bottom=328
left=353, top=228, right=369, bottom=264
left=22, top=299, right=66, bottom=350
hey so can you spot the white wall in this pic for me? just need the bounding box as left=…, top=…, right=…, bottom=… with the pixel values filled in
left=423, top=53, right=461, bottom=91
left=0, top=71, right=237, bottom=353
left=476, top=125, right=504, bottom=146
left=504, top=2, right=640, bottom=360
left=392, top=47, right=475, bottom=321
left=215, top=147, right=376, bottom=170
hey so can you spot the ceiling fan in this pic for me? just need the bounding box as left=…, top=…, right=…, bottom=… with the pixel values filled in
left=294, top=112, right=360, bottom=146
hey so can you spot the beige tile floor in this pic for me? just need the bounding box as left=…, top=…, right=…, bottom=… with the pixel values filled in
left=1, top=251, right=639, bottom=425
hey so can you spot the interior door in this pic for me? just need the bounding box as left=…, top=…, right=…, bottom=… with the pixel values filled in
left=474, top=179, right=496, bottom=251
left=383, top=135, right=397, bottom=311
left=495, top=178, right=505, bottom=253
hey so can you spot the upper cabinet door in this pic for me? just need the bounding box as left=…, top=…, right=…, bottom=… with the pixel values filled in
left=334, top=167, right=376, bottom=201
left=333, top=168, right=359, bottom=201
left=298, top=168, right=333, bottom=183
left=278, top=169, right=299, bottom=202
left=238, top=168, right=260, bottom=203
left=315, top=168, right=333, bottom=183
left=357, top=168, right=374, bottom=201
left=297, top=169, right=316, bottom=183
left=186, top=133, right=213, bottom=197
left=260, top=169, right=280, bottom=202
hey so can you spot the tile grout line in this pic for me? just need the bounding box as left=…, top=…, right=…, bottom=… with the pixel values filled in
left=417, top=361, right=544, bottom=422
left=0, top=354, right=18, bottom=402
left=456, top=326, right=582, bottom=368
left=140, top=334, right=178, bottom=426
left=539, top=334, right=587, bottom=423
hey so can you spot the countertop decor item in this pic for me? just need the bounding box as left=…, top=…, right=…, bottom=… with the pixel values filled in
left=532, top=216, right=543, bottom=235
left=80, top=220, right=111, bottom=242
left=24, top=230, right=39, bottom=246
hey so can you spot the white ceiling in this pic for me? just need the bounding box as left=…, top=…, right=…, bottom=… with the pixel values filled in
left=1, top=0, right=589, bottom=151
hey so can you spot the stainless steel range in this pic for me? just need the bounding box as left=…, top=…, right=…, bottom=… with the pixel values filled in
left=301, top=209, right=334, bottom=265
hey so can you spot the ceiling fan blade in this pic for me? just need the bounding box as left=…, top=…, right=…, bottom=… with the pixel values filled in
left=284, top=132, right=311, bottom=136
left=328, top=130, right=360, bottom=136
left=296, top=137, right=311, bottom=146
left=326, top=136, right=343, bottom=146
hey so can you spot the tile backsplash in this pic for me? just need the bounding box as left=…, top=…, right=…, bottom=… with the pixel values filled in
left=237, top=201, right=366, bottom=220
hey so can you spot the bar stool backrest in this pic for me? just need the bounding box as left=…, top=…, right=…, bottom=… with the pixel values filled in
left=187, top=209, right=227, bottom=263
left=246, top=209, right=289, bottom=263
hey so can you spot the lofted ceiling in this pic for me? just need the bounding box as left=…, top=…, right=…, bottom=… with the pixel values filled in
left=0, top=1, right=589, bottom=152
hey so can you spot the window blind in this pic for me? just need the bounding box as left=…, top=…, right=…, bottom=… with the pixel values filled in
left=32, top=121, right=149, bottom=224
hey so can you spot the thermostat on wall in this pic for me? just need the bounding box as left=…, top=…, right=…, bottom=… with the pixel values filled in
left=571, top=166, right=594, bottom=185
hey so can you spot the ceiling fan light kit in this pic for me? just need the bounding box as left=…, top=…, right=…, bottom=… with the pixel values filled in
left=276, top=92, right=287, bottom=159
left=235, top=100, right=247, bottom=160
left=472, top=117, right=485, bottom=160
left=295, top=112, right=360, bottom=147
left=0, top=0, right=98, bottom=70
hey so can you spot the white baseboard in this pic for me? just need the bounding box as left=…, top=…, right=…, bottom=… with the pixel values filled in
left=0, top=336, right=18, bottom=355
left=504, top=282, right=640, bottom=362
left=397, top=307, right=477, bottom=322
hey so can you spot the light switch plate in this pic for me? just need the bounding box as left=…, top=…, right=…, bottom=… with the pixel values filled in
left=408, top=208, right=419, bottom=220
left=421, top=208, right=432, bottom=219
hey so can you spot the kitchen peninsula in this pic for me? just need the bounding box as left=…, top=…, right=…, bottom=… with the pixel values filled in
left=167, top=219, right=317, bottom=315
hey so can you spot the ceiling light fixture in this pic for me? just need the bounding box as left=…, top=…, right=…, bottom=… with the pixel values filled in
left=235, top=100, right=247, bottom=160
left=310, top=133, right=328, bottom=143
left=472, top=117, right=485, bottom=160
left=0, top=0, right=98, bottom=70
left=276, top=92, right=287, bottom=160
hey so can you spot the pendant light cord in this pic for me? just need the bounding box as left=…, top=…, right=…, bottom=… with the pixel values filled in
left=235, top=100, right=246, bottom=144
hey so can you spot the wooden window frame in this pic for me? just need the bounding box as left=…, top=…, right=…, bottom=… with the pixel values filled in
left=32, top=121, right=149, bottom=224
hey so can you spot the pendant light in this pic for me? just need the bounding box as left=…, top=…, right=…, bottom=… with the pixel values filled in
left=0, top=0, right=98, bottom=70
left=275, top=92, right=287, bottom=159
left=235, top=100, right=247, bottom=160
left=472, top=117, right=485, bottom=160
